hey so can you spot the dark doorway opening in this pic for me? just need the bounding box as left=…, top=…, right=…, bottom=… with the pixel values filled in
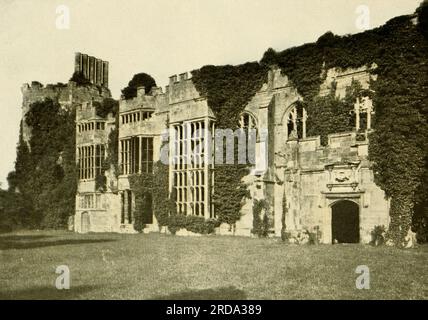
left=141, top=192, right=153, bottom=224
left=127, top=190, right=133, bottom=223
left=331, top=200, right=359, bottom=243
left=121, top=192, right=125, bottom=224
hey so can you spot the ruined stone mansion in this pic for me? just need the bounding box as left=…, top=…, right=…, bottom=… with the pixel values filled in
left=21, top=52, right=389, bottom=244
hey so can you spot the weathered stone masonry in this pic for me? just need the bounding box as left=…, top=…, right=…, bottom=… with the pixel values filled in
left=21, top=53, right=390, bottom=243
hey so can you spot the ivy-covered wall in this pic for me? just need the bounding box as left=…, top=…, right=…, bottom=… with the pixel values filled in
left=260, top=7, right=428, bottom=246
left=11, top=98, right=77, bottom=228
left=128, top=162, right=174, bottom=232
left=191, top=64, right=267, bottom=227
left=6, top=3, right=427, bottom=244
left=307, top=80, right=370, bottom=145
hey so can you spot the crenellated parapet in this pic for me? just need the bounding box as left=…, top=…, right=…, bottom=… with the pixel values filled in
left=166, top=72, right=204, bottom=106
left=21, top=57, right=111, bottom=144
left=76, top=99, right=104, bottom=121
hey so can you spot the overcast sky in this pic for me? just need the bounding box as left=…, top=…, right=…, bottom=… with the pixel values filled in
left=0, top=0, right=422, bottom=188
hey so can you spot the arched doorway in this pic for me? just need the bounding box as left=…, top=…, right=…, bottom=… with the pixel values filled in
left=331, top=200, right=359, bottom=243
left=81, top=211, right=90, bottom=233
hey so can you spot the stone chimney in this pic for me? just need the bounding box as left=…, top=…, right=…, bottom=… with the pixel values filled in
left=151, top=86, right=163, bottom=96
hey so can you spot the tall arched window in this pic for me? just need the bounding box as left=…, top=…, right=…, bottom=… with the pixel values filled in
left=238, top=112, right=258, bottom=167
left=239, top=112, right=257, bottom=132
left=285, top=103, right=307, bottom=140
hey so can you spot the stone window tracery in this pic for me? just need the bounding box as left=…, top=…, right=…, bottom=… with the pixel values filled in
left=77, top=144, right=105, bottom=180
left=353, top=96, right=374, bottom=131
left=238, top=112, right=257, bottom=165
left=78, top=193, right=103, bottom=209
left=239, top=113, right=257, bottom=132
left=285, top=104, right=307, bottom=140
left=77, top=121, right=105, bottom=132
left=121, top=111, right=153, bottom=124
left=171, top=119, right=214, bottom=217
left=119, top=136, right=153, bottom=175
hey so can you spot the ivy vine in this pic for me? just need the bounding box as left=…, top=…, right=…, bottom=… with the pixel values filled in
left=191, top=63, right=267, bottom=228
left=261, top=6, right=428, bottom=245
left=6, top=3, right=427, bottom=243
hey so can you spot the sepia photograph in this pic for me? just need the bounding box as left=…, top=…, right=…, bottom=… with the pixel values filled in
left=0, top=0, right=427, bottom=307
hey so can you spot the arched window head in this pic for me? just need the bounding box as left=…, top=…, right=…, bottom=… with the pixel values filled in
left=238, top=112, right=258, bottom=144
left=237, top=112, right=258, bottom=167
left=238, top=112, right=257, bottom=131
left=286, top=103, right=307, bottom=140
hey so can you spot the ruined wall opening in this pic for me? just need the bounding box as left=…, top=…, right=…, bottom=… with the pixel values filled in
left=331, top=200, right=359, bottom=243
left=238, top=112, right=258, bottom=165
left=282, top=102, right=307, bottom=141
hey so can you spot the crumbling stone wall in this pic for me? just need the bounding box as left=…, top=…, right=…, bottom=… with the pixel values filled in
left=21, top=81, right=110, bottom=144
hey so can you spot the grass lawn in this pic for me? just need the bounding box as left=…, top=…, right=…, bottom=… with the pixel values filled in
left=0, top=230, right=427, bottom=300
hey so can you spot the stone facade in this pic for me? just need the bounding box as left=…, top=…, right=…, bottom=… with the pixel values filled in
left=21, top=67, right=110, bottom=144
left=116, top=73, right=216, bottom=233
left=74, top=99, right=121, bottom=233
left=21, top=53, right=113, bottom=233
left=22, top=53, right=390, bottom=243
left=216, top=66, right=389, bottom=242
